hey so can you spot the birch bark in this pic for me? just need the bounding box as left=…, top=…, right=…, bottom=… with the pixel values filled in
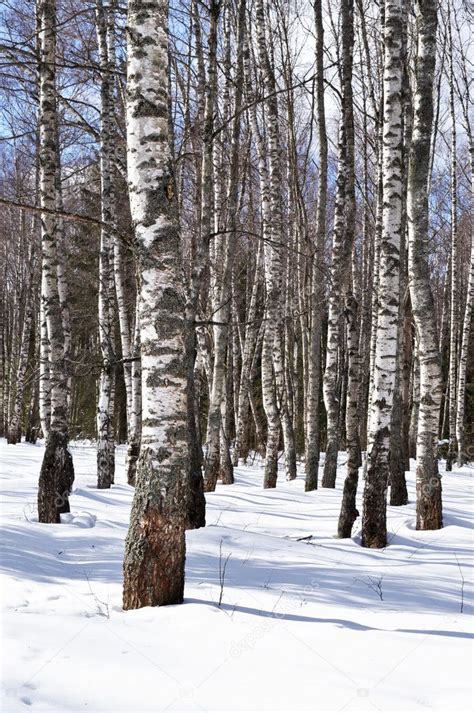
left=233, top=241, right=262, bottom=466
left=204, top=0, right=246, bottom=492
left=122, top=0, right=191, bottom=608
left=7, top=284, right=33, bottom=444
left=7, top=237, right=35, bottom=444
left=322, top=0, right=355, bottom=489
left=254, top=0, right=296, bottom=487
left=305, top=0, right=327, bottom=492
left=362, top=0, right=405, bottom=547
left=446, top=3, right=458, bottom=472
left=455, top=143, right=473, bottom=465
left=389, top=33, right=411, bottom=507
left=126, top=291, right=142, bottom=485
left=407, top=0, right=443, bottom=531
left=199, top=0, right=220, bottom=491
left=39, top=268, right=51, bottom=439
left=96, top=0, right=116, bottom=489
left=37, top=0, right=74, bottom=523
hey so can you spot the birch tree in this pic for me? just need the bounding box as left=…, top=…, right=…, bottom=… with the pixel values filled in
left=407, top=0, right=443, bottom=531
left=389, top=25, right=411, bottom=507
left=96, top=0, right=116, bottom=489
left=122, top=0, right=192, bottom=608
left=199, top=0, right=221, bottom=492
left=445, top=2, right=458, bottom=472
left=7, top=242, right=35, bottom=444
left=453, top=4, right=473, bottom=467
left=39, top=269, right=51, bottom=439
left=361, top=0, right=405, bottom=547
left=126, top=293, right=142, bottom=485
left=37, top=0, right=74, bottom=523
left=455, top=138, right=473, bottom=465
left=255, top=0, right=296, bottom=488
left=233, top=243, right=262, bottom=466
left=204, top=0, right=247, bottom=492
left=305, top=0, right=327, bottom=492
left=322, top=0, right=355, bottom=489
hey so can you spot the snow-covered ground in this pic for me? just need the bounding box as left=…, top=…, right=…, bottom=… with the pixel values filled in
left=0, top=439, right=473, bottom=713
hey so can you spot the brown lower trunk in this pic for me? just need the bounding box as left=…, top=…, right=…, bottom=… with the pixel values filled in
left=416, top=441, right=442, bottom=530
left=389, top=392, right=408, bottom=505
left=185, top=321, right=206, bottom=528
left=123, top=489, right=185, bottom=609
left=126, top=438, right=140, bottom=486
left=337, top=468, right=359, bottom=538
left=322, top=439, right=338, bottom=488
left=361, top=431, right=389, bottom=549
left=38, top=430, right=74, bottom=523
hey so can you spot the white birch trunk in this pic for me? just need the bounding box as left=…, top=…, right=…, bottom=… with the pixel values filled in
left=362, top=0, right=405, bottom=547
left=254, top=0, right=296, bottom=486
left=446, top=4, right=458, bottom=471
left=455, top=143, right=473, bottom=465
left=125, top=292, right=142, bottom=485
left=122, top=0, right=191, bottom=609
left=7, top=291, right=33, bottom=444
left=37, top=0, right=74, bottom=523
left=204, top=0, right=246, bottom=492
left=39, top=269, right=51, bottom=439
left=233, top=244, right=262, bottom=466
left=407, top=0, right=443, bottom=531
left=305, top=0, right=327, bottom=491
left=96, top=0, right=116, bottom=489
left=322, top=0, right=355, bottom=489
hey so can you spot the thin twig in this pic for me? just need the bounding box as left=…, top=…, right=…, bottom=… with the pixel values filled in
left=454, top=553, right=465, bottom=613
left=218, top=540, right=231, bottom=608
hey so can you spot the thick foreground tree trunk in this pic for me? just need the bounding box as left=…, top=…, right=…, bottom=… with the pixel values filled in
left=122, top=0, right=192, bottom=609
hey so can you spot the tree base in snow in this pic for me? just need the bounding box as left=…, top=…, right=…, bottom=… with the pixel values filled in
left=123, top=508, right=185, bottom=609
left=38, top=431, right=74, bottom=523
left=322, top=440, right=338, bottom=488
left=389, top=457, right=409, bottom=506
left=125, top=440, right=140, bottom=487
left=203, top=458, right=219, bottom=493
left=416, top=464, right=443, bottom=530
left=186, top=460, right=206, bottom=530
left=97, top=439, right=115, bottom=489
left=338, top=469, right=359, bottom=538
left=263, top=450, right=278, bottom=489
left=219, top=449, right=234, bottom=484
left=304, top=451, right=319, bottom=491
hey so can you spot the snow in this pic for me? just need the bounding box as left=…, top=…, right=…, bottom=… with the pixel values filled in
left=1, top=439, right=473, bottom=713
